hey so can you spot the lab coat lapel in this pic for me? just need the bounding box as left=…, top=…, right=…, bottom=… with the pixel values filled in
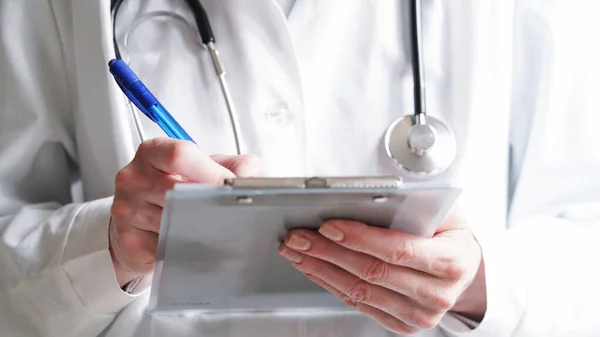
left=201, top=0, right=308, bottom=175
left=70, top=0, right=137, bottom=199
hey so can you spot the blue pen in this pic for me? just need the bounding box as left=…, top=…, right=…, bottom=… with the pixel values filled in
left=108, top=59, right=196, bottom=143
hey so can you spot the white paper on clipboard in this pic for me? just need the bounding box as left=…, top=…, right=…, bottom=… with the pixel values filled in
left=147, top=177, right=461, bottom=314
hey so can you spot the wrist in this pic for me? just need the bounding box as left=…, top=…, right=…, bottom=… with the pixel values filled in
left=109, top=245, right=142, bottom=288
left=108, top=217, right=141, bottom=288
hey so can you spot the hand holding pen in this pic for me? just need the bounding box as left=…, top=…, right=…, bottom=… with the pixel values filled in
left=106, top=59, right=262, bottom=287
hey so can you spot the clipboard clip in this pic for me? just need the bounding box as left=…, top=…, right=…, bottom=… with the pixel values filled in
left=223, top=176, right=403, bottom=189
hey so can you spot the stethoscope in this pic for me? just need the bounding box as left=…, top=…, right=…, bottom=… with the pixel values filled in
left=110, top=0, right=457, bottom=177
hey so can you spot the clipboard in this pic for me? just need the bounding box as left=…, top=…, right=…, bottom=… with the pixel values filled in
left=147, top=176, right=461, bottom=313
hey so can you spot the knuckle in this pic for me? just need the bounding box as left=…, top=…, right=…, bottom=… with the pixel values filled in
left=114, top=167, right=136, bottom=189
left=444, top=260, right=468, bottom=280
left=346, top=280, right=371, bottom=303
left=110, top=201, right=131, bottom=221
left=417, top=286, right=455, bottom=310
left=115, top=165, right=150, bottom=195
left=166, top=141, right=195, bottom=168
left=428, top=293, right=454, bottom=311
left=136, top=138, right=165, bottom=160
left=342, top=296, right=361, bottom=310
left=433, top=256, right=468, bottom=280
left=407, top=309, right=439, bottom=330
left=433, top=294, right=455, bottom=311
left=363, top=260, right=387, bottom=284
left=417, top=315, right=440, bottom=330
left=387, top=240, right=416, bottom=265
left=136, top=139, right=155, bottom=155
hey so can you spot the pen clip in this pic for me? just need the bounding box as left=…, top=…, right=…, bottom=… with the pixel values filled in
left=115, top=80, right=155, bottom=122
left=109, top=59, right=158, bottom=123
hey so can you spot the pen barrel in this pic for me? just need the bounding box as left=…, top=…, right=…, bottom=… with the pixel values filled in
left=109, top=59, right=195, bottom=143
left=149, top=105, right=196, bottom=143
left=129, top=83, right=160, bottom=121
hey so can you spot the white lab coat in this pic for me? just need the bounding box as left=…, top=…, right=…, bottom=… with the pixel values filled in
left=1, top=0, right=599, bottom=336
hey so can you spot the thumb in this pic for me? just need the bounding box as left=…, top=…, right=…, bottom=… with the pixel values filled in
left=210, top=154, right=264, bottom=178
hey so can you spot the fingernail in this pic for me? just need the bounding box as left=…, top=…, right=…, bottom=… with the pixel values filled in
left=319, top=223, right=345, bottom=242
left=285, top=233, right=312, bottom=251
left=278, top=245, right=303, bottom=263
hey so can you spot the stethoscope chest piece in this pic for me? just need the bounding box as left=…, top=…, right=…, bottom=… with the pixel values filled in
left=384, top=114, right=456, bottom=176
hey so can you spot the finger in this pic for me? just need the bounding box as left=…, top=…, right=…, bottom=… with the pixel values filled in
left=140, top=171, right=184, bottom=207
left=279, top=245, right=440, bottom=330
left=303, top=273, right=420, bottom=336
left=317, top=220, right=460, bottom=278
left=210, top=154, right=264, bottom=177
left=137, top=138, right=235, bottom=183
left=284, top=230, right=455, bottom=311
left=114, top=165, right=182, bottom=207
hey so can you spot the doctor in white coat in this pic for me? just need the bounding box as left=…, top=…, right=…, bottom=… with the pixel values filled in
left=1, top=0, right=600, bottom=336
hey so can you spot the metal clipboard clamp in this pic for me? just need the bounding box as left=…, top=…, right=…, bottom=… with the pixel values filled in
left=224, top=176, right=403, bottom=189
left=223, top=176, right=403, bottom=204
left=148, top=176, right=460, bottom=314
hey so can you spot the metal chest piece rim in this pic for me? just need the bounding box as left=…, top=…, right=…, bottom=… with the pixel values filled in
left=384, top=114, right=457, bottom=176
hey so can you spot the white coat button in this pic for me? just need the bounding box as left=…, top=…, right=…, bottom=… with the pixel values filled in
left=264, top=103, right=294, bottom=126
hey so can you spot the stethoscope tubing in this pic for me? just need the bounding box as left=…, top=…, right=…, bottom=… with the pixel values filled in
left=409, top=0, right=426, bottom=118
left=111, top=0, right=243, bottom=155
left=110, top=0, right=457, bottom=176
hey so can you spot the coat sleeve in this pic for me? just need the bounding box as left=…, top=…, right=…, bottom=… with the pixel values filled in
left=440, top=1, right=600, bottom=336
left=0, top=2, right=141, bottom=336
left=441, top=217, right=600, bottom=337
